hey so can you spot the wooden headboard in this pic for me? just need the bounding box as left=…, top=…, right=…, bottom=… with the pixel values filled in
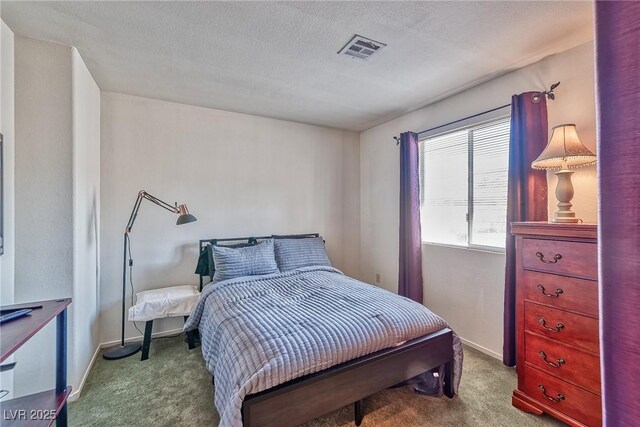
left=197, top=233, right=320, bottom=290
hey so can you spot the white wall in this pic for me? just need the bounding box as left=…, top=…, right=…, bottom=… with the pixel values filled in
left=359, top=42, right=597, bottom=358
left=1, top=21, right=15, bottom=307
left=100, top=92, right=360, bottom=343
left=0, top=19, right=16, bottom=398
left=71, top=47, right=101, bottom=399
left=12, top=35, right=101, bottom=398
left=13, top=35, right=73, bottom=397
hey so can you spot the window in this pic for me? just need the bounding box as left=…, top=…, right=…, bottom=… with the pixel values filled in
left=420, top=116, right=510, bottom=250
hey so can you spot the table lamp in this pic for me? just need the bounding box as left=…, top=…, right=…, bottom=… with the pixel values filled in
left=532, top=124, right=596, bottom=223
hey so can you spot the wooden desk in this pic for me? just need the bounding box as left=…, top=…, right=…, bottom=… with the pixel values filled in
left=1, top=299, right=71, bottom=426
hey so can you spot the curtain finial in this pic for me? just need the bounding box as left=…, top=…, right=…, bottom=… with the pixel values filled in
left=532, top=81, right=560, bottom=103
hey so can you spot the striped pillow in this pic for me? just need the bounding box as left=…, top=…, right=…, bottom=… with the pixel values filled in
left=206, top=241, right=256, bottom=279
left=274, top=237, right=331, bottom=271
left=212, top=239, right=279, bottom=283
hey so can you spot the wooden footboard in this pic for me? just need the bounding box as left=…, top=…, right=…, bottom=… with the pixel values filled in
left=241, top=328, right=454, bottom=427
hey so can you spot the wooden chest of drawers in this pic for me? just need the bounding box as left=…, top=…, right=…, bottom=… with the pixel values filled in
left=511, top=222, right=600, bottom=427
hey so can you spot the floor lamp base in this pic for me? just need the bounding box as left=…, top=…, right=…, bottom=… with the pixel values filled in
left=103, top=343, right=142, bottom=360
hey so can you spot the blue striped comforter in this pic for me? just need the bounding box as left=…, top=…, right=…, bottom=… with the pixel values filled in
left=184, top=266, right=463, bottom=427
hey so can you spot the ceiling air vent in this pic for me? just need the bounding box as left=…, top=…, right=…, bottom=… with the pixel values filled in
left=338, top=35, right=386, bottom=61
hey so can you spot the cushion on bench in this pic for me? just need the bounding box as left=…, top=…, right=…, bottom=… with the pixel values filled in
left=128, top=285, right=200, bottom=322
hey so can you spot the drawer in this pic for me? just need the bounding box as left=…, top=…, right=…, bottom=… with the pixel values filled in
left=522, top=238, right=597, bottom=280
left=524, top=303, right=599, bottom=353
left=522, top=365, right=601, bottom=426
left=525, top=332, right=601, bottom=394
left=523, top=270, right=598, bottom=317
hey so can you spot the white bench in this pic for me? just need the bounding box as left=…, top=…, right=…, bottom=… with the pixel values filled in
left=128, top=285, right=200, bottom=361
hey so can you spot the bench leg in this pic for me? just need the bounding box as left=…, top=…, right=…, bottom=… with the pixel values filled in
left=354, top=399, right=364, bottom=426
left=141, top=320, right=153, bottom=361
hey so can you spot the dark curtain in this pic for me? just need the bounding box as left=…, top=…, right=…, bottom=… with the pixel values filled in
left=596, top=2, right=640, bottom=425
left=398, top=131, right=424, bottom=304
left=502, top=93, right=548, bottom=366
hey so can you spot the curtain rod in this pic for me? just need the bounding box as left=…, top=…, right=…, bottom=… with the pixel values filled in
left=394, top=82, right=560, bottom=145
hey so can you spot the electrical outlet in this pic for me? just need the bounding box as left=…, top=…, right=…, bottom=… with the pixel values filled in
left=375, top=273, right=381, bottom=283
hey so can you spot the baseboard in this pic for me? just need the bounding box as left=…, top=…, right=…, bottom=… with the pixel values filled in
left=459, top=337, right=502, bottom=360
left=68, top=344, right=101, bottom=402
left=99, top=327, right=184, bottom=348
left=69, top=327, right=185, bottom=401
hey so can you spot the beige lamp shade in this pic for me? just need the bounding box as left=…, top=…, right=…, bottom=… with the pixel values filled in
left=532, top=124, right=597, bottom=170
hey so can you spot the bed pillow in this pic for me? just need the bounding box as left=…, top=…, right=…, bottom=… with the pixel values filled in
left=206, top=240, right=257, bottom=279
left=212, top=239, right=279, bottom=283
left=195, top=242, right=256, bottom=279
left=273, top=236, right=331, bottom=271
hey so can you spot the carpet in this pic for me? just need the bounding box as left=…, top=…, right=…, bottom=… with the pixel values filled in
left=70, top=335, right=563, bottom=426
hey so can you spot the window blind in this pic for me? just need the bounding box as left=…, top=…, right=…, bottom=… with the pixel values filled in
left=420, top=116, right=511, bottom=249
left=470, top=118, right=510, bottom=248
left=421, top=129, right=469, bottom=246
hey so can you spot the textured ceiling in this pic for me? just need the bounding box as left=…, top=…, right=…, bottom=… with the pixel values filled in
left=2, top=1, right=593, bottom=131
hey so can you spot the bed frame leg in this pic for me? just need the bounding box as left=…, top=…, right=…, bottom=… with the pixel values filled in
left=184, top=316, right=196, bottom=349
left=443, top=361, right=454, bottom=398
left=354, top=399, right=364, bottom=426
left=186, top=331, right=196, bottom=349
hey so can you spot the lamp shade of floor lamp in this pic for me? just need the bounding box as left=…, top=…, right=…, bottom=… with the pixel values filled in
left=103, top=191, right=197, bottom=360
left=532, top=124, right=597, bottom=223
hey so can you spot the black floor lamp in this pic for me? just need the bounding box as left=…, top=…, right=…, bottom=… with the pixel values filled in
left=103, top=190, right=197, bottom=360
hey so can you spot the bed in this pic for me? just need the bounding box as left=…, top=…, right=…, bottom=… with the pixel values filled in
left=185, top=234, right=463, bottom=427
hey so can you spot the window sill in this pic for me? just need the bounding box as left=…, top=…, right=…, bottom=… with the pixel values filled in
left=421, top=242, right=505, bottom=255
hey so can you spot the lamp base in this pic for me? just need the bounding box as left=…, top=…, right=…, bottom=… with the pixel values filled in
left=552, top=215, right=581, bottom=224
left=103, top=343, right=142, bottom=360
left=552, top=169, right=581, bottom=224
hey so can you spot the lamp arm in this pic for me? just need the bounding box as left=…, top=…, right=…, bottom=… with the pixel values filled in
left=141, top=192, right=179, bottom=213
left=125, top=191, right=179, bottom=233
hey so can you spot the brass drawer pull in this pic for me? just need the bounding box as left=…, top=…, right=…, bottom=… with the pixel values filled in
left=537, top=284, right=564, bottom=298
left=538, top=385, right=565, bottom=403
left=536, top=251, right=562, bottom=264
left=539, top=317, right=565, bottom=333
left=539, top=351, right=566, bottom=368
